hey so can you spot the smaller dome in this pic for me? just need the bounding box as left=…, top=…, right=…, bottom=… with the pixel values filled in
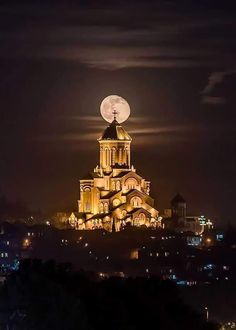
left=99, top=120, right=131, bottom=141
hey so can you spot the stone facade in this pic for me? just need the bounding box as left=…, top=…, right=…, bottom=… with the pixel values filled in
left=68, top=119, right=160, bottom=231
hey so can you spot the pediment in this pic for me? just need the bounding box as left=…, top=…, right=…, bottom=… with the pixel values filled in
left=121, top=171, right=144, bottom=181
left=123, top=188, right=153, bottom=201
left=130, top=207, right=152, bottom=217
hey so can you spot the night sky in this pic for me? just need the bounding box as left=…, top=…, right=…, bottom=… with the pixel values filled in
left=0, top=0, right=236, bottom=224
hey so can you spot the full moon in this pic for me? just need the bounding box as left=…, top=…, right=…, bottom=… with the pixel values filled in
left=100, top=95, right=131, bottom=123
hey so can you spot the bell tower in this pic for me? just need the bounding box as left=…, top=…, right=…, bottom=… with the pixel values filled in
left=98, top=111, right=132, bottom=170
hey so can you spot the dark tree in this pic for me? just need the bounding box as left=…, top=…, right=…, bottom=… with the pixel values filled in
left=0, top=259, right=219, bottom=330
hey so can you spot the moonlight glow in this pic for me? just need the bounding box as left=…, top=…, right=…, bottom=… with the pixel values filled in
left=100, top=95, right=131, bottom=123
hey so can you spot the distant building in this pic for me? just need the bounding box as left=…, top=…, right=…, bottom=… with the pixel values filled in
left=171, top=194, right=187, bottom=220
left=162, top=194, right=210, bottom=235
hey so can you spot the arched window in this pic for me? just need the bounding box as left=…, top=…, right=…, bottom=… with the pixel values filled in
left=130, top=196, right=142, bottom=207
left=112, top=181, right=116, bottom=190
left=111, top=147, right=116, bottom=165
left=119, top=148, right=122, bottom=163
left=116, top=181, right=121, bottom=191
left=105, top=148, right=109, bottom=166
left=139, top=213, right=146, bottom=225
left=134, top=217, right=140, bottom=226
left=83, top=186, right=91, bottom=192
left=100, top=147, right=103, bottom=163
left=83, top=186, right=91, bottom=212
left=125, top=178, right=138, bottom=190
left=125, top=146, right=129, bottom=165
left=99, top=203, right=104, bottom=213
left=104, top=203, right=109, bottom=213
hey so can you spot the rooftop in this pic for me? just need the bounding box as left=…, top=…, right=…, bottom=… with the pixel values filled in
left=99, top=120, right=131, bottom=141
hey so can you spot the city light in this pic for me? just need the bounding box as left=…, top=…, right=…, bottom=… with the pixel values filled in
left=23, top=238, right=30, bottom=248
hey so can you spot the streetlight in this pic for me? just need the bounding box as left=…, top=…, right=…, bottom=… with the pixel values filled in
left=205, top=307, right=209, bottom=321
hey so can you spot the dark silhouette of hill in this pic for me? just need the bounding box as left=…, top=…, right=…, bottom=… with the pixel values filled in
left=0, top=259, right=219, bottom=330
left=0, top=195, right=30, bottom=221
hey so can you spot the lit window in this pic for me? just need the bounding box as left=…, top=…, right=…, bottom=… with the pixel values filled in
left=130, top=196, right=142, bottom=207
left=149, top=253, right=152, bottom=257
left=156, top=252, right=159, bottom=257
left=165, top=252, right=170, bottom=257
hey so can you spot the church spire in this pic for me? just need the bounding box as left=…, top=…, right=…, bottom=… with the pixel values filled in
left=112, top=107, right=118, bottom=121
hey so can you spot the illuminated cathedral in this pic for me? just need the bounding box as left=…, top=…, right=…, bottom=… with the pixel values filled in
left=68, top=96, right=160, bottom=231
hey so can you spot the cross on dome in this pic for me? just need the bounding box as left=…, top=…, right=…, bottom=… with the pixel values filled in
left=112, top=107, right=118, bottom=121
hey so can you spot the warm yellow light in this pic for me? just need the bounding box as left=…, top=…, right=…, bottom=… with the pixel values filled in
left=23, top=238, right=30, bottom=248
left=130, top=249, right=139, bottom=260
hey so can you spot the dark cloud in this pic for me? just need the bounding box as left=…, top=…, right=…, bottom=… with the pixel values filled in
left=0, top=2, right=235, bottom=70
left=201, top=70, right=236, bottom=105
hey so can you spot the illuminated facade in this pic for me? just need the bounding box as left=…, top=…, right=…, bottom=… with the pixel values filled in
left=69, top=118, right=160, bottom=231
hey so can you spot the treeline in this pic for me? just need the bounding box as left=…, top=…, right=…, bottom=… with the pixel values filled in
left=0, top=259, right=219, bottom=330
left=0, top=195, right=41, bottom=222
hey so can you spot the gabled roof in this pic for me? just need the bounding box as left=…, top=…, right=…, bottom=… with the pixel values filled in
left=100, top=190, right=119, bottom=199
left=111, top=203, right=126, bottom=212
left=112, top=164, right=130, bottom=170
left=70, top=212, right=85, bottom=219
left=81, top=172, right=101, bottom=180
left=122, top=188, right=151, bottom=199
left=127, top=207, right=152, bottom=216
left=87, top=212, right=111, bottom=220
left=98, top=120, right=131, bottom=141
left=113, top=170, right=144, bottom=180
left=113, top=171, right=131, bottom=178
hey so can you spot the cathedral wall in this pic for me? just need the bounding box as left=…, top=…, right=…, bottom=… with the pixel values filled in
left=91, top=187, right=100, bottom=215
left=79, top=181, right=93, bottom=213
left=94, top=177, right=105, bottom=189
